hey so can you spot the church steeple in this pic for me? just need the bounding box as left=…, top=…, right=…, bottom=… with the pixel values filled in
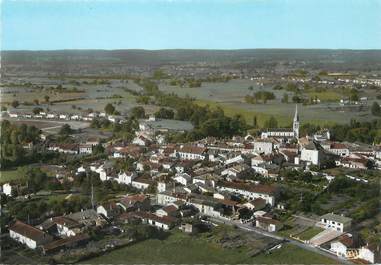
left=293, top=104, right=300, bottom=139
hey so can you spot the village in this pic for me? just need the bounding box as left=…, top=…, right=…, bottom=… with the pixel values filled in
left=1, top=104, right=380, bottom=264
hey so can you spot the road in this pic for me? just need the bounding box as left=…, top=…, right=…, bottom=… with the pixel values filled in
left=211, top=217, right=353, bottom=265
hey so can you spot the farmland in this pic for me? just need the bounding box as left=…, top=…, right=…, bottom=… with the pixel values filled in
left=84, top=231, right=339, bottom=265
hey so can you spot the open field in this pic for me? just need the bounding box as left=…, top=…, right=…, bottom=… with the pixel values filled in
left=0, top=169, right=21, bottom=185
left=160, top=79, right=380, bottom=126
left=83, top=231, right=339, bottom=264
left=2, top=75, right=380, bottom=127
left=297, top=227, right=325, bottom=241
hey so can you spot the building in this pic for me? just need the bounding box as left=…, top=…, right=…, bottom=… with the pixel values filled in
left=217, top=181, right=277, bottom=206
left=300, top=142, right=321, bottom=165
left=358, top=245, right=380, bottom=264
left=320, top=213, right=352, bottom=232
left=255, top=216, right=283, bottom=232
left=176, top=145, right=207, bottom=160
left=261, top=105, right=299, bottom=140
left=2, top=183, right=13, bottom=196
left=330, top=234, right=354, bottom=258
left=79, top=144, right=93, bottom=154
left=9, top=221, right=53, bottom=249
left=117, top=171, right=137, bottom=185
left=253, top=140, right=274, bottom=155
left=118, top=194, right=150, bottom=212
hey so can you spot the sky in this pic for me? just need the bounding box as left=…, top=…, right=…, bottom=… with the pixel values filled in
left=2, top=0, right=381, bottom=50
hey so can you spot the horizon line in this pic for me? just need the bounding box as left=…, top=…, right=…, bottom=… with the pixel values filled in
left=2, top=48, right=381, bottom=52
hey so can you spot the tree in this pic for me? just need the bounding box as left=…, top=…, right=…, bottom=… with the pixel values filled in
left=59, top=124, right=73, bottom=135
left=104, top=103, right=116, bottom=115
left=130, top=106, right=146, bottom=119
left=264, top=116, right=278, bottom=128
left=33, top=99, right=39, bottom=105
left=32, top=107, right=43, bottom=115
left=44, top=95, right=50, bottom=103
left=155, top=108, right=174, bottom=119
left=11, top=100, right=19, bottom=108
left=93, top=144, right=105, bottom=155
left=371, top=102, right=381, bottom=116
left=252, top=116, right=258, bottom=128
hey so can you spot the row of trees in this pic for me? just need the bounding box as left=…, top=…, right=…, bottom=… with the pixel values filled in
left=244, top=91, right=276, bottom=104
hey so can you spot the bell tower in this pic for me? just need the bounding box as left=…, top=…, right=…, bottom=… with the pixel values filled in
left=293, top=104, right=300, bottom=139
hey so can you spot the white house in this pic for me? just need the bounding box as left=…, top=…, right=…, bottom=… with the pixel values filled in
left=2, top=183, right=13, bottom=196
left=131, top=177, right=151, bottom=190
left=176, top=145, right=207, bottom=160
left=358, top=245, right=380, bottom=264
left=320, top=213, right=352, bottom=232
left=301, top=143, right=321, bottom=165
left=173, top=173, right=192, bottom=186
left=253, top=140, right=274, bottom=155
left=330, top=234, right=354, bottom=257
left=117, top=171, right=137, bottom=185
left=9, top=221, right=52, bottom=249
left=217, top=181, right=277, bottom=206
left=79, top=144, right=93, bottom=155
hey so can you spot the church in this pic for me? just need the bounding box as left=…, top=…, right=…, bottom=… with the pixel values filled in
left=261, top=105, right=300, bottom=141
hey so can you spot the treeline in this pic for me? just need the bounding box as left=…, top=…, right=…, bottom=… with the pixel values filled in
left=244, top=91, right=276, bottom=104
left=301, top=119, right=381, bottom=144
left=168, top=75, right=235, bottom=88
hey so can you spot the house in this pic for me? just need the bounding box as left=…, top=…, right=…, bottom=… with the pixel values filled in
left=173, top=173, right=192, bottom=186
left=336, top=157, right=368, bottom=169
left=320, top=213, right=352, bottom=232
left=255, top=216, right=283, bottom=232
left=118, top=194, right=150, bottom=212
left=176, top=145, right=207, bottom=160
left=157, top=191, right=187, bottom=206
left=253, top=140, right=274, bottom=155
left=132, top=211, right=177, bottom=231
left=221, top=164, right=251, bottom=179
left=323, top=142, right=349, bottom=157
left=157, top=180, right=175, bottom=193
left=117, top=171, right=137, bottom=185
left=79, top=144, right=93, bottom=154
left=96, top=202, right=121, bottom=219
left=243, top=198, right=267, bottom=211
left=300, top=142, right=321, bottom=165
left=330, top=234, right=354, bottom=257
left=9, top=220, right=53, bottom=249
left=41, top=233, right=90, bottom=255
left=217, top=181, right=277, bottom=206
left=38, top=216, right=82, bottom=237
left=155, top=205, right=179, bottom=217
left=2, top=183, right=13, bottom=196
left=132, top=135, right=151, bottom=146
left=251, top=154, right=273, bottom=166
left=179, top=223, right=196, bottom=234
left=131, top=177, right=152, bottom=190
left=358, top=245, right=381, bottom=264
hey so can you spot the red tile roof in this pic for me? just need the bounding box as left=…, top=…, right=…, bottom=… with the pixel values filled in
left=9, top=220, right=50, bottom=242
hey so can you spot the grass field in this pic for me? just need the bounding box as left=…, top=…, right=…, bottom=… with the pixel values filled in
left=0, top=169, right=22, bottom=185
left=194, top=99, right=337, bottom=127
left=297, top=227, right=324, bottom=241
left=83, top=231, right=339, bottom=264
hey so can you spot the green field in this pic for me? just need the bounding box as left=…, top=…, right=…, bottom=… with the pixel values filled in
left=83, top=231, right=339, bottom=264
left=0, top=169, right=22, bottom=185
left=297, top=227, right=324, bottom=241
